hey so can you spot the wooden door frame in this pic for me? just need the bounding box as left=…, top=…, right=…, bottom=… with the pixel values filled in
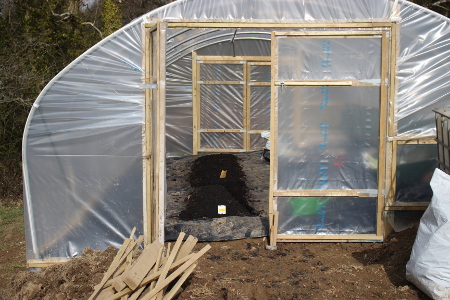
left=143, top=19, right=401, bottom=247
left=268, top=27, right=394, bottom=246
left=192, top=55, right=271, bottom=154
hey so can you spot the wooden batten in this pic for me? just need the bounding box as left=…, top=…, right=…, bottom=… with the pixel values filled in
left=274, top=80, right=353, bottom=86
left=243, top=61, right=250, bottom=151
left=192, top=51, right=200, bottom=155
left=199, top=80, right=244, bottom=84
left=385, top=202, right=430, bottom=210
left=144, top=26, right=156, bottom=245
left=268, top=31, right=278, bottom=246
left=277, top=234, right=383, bottom=241
left=155, top=22, right=167, bottom=244
left=163, top=19, right=393, bottom=28
left=273, top=190, right=378, bottom=197
left=376, top=30, right=390, bottom=237
left=195, top=55, right=271, bottom=62
left=27, top=258, right=71, bottom=268
left=395, top=139, right=436, bottom=145
left=197, top=148, right=246, bottom=153
left=197, top=129, right=244, bottom=133
left=274, top=30, right=384, bottom=36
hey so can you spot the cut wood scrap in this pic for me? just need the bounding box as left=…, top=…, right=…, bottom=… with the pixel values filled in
left=107, top=239, right=133, bottom=277
left=154, top=233, right=185, bottom=288
left=175, top=235, right=198, bottom=261
left=104, top=252, right=188, bottom=291
left=89, top=235, right=144, bottom=300
left=122, top=240, right=163, bottom=290
left=149, top=246, right=165, bottom=290
left=128, top=285, right=147, bottom=300
left=139, top=244, right=210, bottom=300
left=149, top=233, right=186, bottom=300
left=106, top=244, right=211, bottom=300
left=162, top=263, right=197, bottom=300
left=106, top=227, right=136, bottom=280
left=96, top=286, right=115, bottom=300
left=91, top=232, right=209, bottom=300
left=113, top=238, right=159, bottom=292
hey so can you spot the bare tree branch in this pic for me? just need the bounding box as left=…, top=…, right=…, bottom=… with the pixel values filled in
left=82, top=21, right=103, bottom=39
left=432, top=0, right=450, bottom=7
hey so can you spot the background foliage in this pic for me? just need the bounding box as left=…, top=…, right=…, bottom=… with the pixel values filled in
left=0, top=0, right=162, bottom=203
left=0, top=0, right=449, bottom=204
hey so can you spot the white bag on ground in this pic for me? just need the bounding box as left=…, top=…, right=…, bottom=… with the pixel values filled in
left=406, top=168, right=450, bottom=300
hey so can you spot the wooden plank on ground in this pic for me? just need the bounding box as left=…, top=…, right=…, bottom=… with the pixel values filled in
left=122, top=240, right=163, bottom=290
left=162, top=263, right=198, bottom=300
left=96, top=286, right=115, bottom=300
left=175, top=235, right=198, bottom=261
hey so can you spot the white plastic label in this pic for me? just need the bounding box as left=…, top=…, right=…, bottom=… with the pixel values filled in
left=218, top=205, right=226, bottom=215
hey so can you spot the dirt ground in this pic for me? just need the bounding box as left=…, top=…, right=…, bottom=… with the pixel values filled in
left=0, top=152, right=431, bottom=299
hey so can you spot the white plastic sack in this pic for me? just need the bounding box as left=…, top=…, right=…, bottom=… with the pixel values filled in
left=261, top=131, right=270, bottom=150
left=406, top=168, right=450, bottom=300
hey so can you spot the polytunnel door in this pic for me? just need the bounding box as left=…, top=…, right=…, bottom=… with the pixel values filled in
left=270, top=30, right=389, bottom=242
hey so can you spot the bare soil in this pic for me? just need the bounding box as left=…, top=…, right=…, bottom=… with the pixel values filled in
left=0, top=152, right=431, bottom=299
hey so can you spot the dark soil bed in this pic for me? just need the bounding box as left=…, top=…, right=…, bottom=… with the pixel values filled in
left=178, top=154, right=255, bottom=220
left=165, top=151, right=270, bottom=241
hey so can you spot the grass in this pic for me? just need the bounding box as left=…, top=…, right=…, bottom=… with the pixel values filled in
left=0, top=202, right=26, bottom=281
left=0, top=203, right=24, bottom=235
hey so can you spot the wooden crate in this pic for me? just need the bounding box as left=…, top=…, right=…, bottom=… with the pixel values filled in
left=434, top=107, right=450, bottom=175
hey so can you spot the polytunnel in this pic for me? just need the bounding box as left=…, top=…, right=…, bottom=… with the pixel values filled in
left=23, top=0, right=450, bottom=266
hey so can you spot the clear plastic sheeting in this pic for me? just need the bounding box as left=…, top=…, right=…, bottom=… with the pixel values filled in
left=23, top=25, right=145, bottom=260
left=200, top=85, right=244, bottom=129
left=277, top=197, right=377, bottom=235
left=250, top=86, right=270, bottom=131
left=22, top=0, right=450, bottom=260
left=396, top=144, right=437, bottom=202
left=250, top=134, right=267, bottom=150
left=277, top=37, right=382, bottom=80
left=249, top=65, right=271, bottom=82
left=200, top=64, right=243, bottom=81
left=277, top=86, right=380, bottom=190
left=397, top=1, right=450, bottom=138
left=200, top=132, right=243, bottom=149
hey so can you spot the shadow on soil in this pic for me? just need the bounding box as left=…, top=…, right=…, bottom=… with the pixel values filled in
left=352, top=228, right=431, bottom=300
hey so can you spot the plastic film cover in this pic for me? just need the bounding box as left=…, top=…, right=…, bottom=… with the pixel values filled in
left=277, top=197, right=377, bottom=235
left=200, top=64, right=243, bottom=81
left=23, top=25, right=145, bottom=260
left=250, top=134, right=267, bottom=150
left=22, top=0, right=450, bottom=260
left=200, top=85, right=244, bottom=129
left=200, top=132, right=243, bottom=149
left=277, top=86, right=380, bottom=191
left=397, top=1, right=450, bottom=138
left=250, top=86, right=271, bottom=131
left=250, top=65, right=271, bottom=82
left=277, top=37, right=382, bottom=80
